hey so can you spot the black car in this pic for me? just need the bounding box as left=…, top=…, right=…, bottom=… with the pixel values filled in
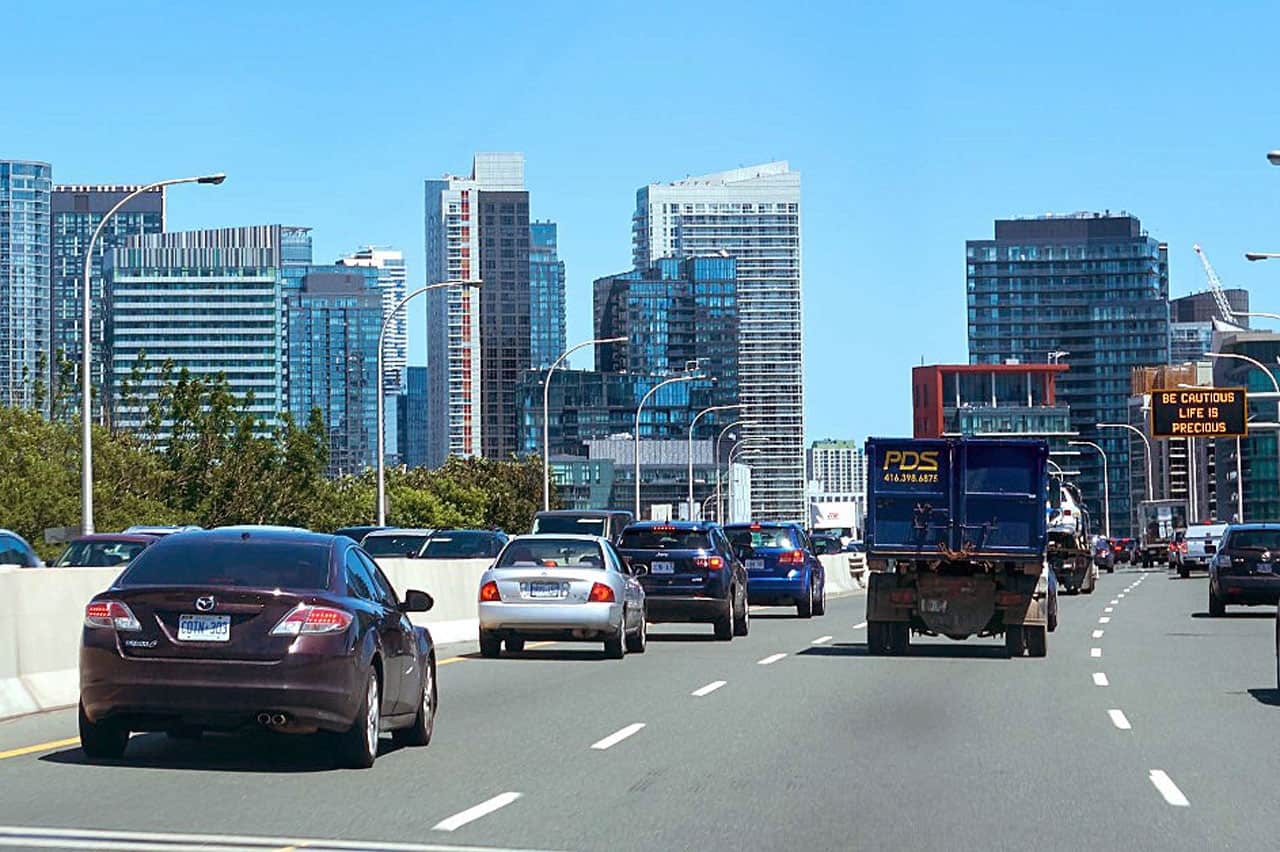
left=1208, top=524, right=1280, bottom=617
left=616, top=521, right=749, bottom=640
left=333, top=525, right=388, bottom=544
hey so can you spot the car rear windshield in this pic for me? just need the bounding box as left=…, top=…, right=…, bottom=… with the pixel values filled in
left=55, top=541, right=147, bottom=567
left=119, top=540, right=332, bottom=589
left=532, top=515, right=607, bottom=536
left=1224, top=529, right=1280, bottom=550
left=422, top=532, right=503, bottom=559
left=619, top=528, right=711, bottom=550
left=362, top=534, right=429, bottom=557
left=498, top=539, right=605, bottom=569
left=725, top=527, right=796, bottom=551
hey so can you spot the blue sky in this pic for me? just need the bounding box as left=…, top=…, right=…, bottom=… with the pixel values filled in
left=6, top=0, right=1279, bottom=440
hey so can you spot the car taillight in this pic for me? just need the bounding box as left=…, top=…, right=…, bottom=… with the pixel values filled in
left=479, top=581, right=501, bottom=602
left=269, top=605, right=353, bottom=636
left=694, top=556, right=724, bottom=570
left=588, top=582, right=615, bottom=603
left=84, top=600, right=141, bottom=632
left=778, top=549, right=806, bottom=565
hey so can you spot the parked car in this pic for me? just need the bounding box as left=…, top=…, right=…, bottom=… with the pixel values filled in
left=1207, top=523, right=1280, bottom=616
left=1175, top=522, right=1231, bottom=578
left=419, top=529, right=508, bottom=559
left=1092, top=536, right=1115, bottom=572
left=55, top=534, right=159, bottom=568
left=530, top=510, right=635, bottom=545
left=361, top=528, right=435, bottom=558
left=617, top=521, right=749, bottom=639
left=121, top=525, right=202, bottom=537
left=333, top=525, right=387, bottom=544
left=724, top=521, right=826, bottom=618
left=0, top=529, right=43, bottom=568
left=78, top=527, right=438, bottom=768
left=477, top=534, right=645, bottom=658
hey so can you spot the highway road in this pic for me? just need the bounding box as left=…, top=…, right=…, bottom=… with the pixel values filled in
left=1, top=566, right=1278, bottom=851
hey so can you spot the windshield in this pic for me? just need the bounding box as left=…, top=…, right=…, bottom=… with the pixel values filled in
left=1224, top=529, right=1280, bottom=550
left=498, top=539, right=605, bottom=569
left=422, top=532, right=503, bottom=559
left=119, top=540, right=332, bottom=589
left=619, top=528, right=712, bottom=550
left=55, top=540, right=147, bottom=567
left=532, top=515, right=607, bottom=536
left=362, top=534, right=429, bottom=557
left=725, top=526, right=796, bottom=551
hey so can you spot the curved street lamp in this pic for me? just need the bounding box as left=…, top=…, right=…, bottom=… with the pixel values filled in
left=687, top=404, right=738, bottom=519
left=1096, top=422, right=1155, bottom=505
left=377, top=279, right=481, bottom=526
left=633, top=373, right=708, bottom=518
left=542, top=336, right=627, bottom=511
left=80, top=173, right=226, bottom=535
left=714, top=419, right=746, bottom=523
left=725, top=439, right=763, bottom=525
left=1069, top=440, right=1110, bottom=538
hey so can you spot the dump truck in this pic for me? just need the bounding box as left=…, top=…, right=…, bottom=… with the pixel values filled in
left=1047, top=480, right=1097, bottom=595
left=864, top=437, right=1057, bottom=658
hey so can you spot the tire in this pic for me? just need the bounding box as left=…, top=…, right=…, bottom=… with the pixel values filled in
left=337, top=669, right=380, bottom=769
left=604, top=630, right=625, bottom=659
left=797, top=580, right=814, bottom=619
left=1208, top=584, right=1226, bottom=617
left=1025, top=625, right=1047, bottom=658
left=866, top=621, right=886, bottom=655
left=890, top=622, right=910, bottom=655
left=1048, top=601, right=1058, bottom=633
left=1081, top=571, right=1095, bottom=595
left=1005, top=625, right=1026, bottom=658
left=732, top=587, right=750, bottom=636
left=393, top=656, right=436, bottom=748
left=625, top=608, right=648, bottom=653
left=78, top=700, right=128, bottom=760
left=813, top=580, right=827, bottom=616
left=713, top=596, right=734, bottom=640
left=479, top=630, right=502, bottom=658
left=1106, top=564, right=1116, bottom=574
left=1178, top=566, right=1190, bottom=579
left=505, top=637, right=525, bottom=654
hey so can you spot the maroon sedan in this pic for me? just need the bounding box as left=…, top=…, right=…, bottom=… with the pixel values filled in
left=79, top=527, right=437, bottom=768
left=55, top=534, right=158, bottom=568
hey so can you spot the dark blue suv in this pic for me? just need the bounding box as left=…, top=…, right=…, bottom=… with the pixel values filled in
left=616, top=522, right=749, bottom=640
left=725, top=522, right=826, bottom=618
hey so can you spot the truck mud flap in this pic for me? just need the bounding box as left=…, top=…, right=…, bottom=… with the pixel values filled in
left=866, top=572, right=908, bottom=623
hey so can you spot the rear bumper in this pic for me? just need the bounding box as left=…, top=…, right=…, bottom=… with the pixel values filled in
left=1217, top=576, right=1280, bottom=605
left=644, top=595, right=729, bottom=623
left=747, top=575, right=807, bottom=604
left=79, top=645, right=363, bottom=733
left=478, top=601, right=623, bottom=637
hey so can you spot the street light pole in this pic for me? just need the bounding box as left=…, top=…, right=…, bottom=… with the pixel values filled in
left=634, top=374, right=707, bottom=519
left=1207, top=351, right=1280, bottom=525
left=377, top=280, right=480, bottom=527
left=1069, top=440, right=1110, bottom=538
left=79, top=173, right=226, bottom=535
left=687, top=404, right=738, bottom=519
left=1097, top=422, right=1155, bottom=503
left=542, top=336, right=627, bottom=511
left=726, top=440, right=762, bottom=524
left=714, top=419, right=746, bottom=523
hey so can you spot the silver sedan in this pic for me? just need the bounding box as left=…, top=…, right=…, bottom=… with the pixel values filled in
left=478, top=534, right=646, bottom=659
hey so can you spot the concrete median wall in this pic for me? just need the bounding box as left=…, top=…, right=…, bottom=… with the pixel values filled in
left=819, top=553, right=865, bottom=596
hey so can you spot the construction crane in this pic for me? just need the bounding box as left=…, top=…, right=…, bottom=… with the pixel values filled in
left=1192, top=244, right=1238, bottom=324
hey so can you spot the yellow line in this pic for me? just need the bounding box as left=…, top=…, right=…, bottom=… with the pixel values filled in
left=0, top=736, right=80, bottom=760
left=437, top=656, right=467, bottom=666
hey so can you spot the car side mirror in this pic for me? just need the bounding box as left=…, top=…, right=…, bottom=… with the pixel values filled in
left=400, top=589, right=434, bottom=613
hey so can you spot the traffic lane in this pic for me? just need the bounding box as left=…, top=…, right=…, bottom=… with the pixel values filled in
left=1091, top=567, right=1280, bottom=846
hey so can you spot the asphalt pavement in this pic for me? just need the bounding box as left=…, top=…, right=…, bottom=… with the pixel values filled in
left=1, top=567, right=1278, bottom=851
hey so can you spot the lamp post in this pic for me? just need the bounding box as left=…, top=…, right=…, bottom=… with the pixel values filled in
left=687, top=404, right=738, bottom=519
left=1245, top=253, right=1280, bottom=262
left=377, top=280, right=480, bottom=527
left=1097, top=422, right=1155, bottom=503
left=542, top=336, right=627, bottom=511
left=1207, top=351, right=1280, bottom=524
left=725, top=440, right=762, bottom=524
left=634, top=373, right=707, bottom=519
left=1267, top=150, right=1280, bottom=166
left=79, top=173, right=226, bottom=535
left=714, top=419, right=746, bottom=523
left=1069, top=441, right=1110, bottom=538
left=1233, top=310, right=1280, bottom=323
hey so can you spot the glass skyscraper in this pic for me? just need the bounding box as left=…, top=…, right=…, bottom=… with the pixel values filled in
left=0, top=160, right=52, bottom=410
left=966, top=213, right=1170, bottom=536
left=337, top=246, right=408, bottom=395
left=398, top=365, right=429, bottom=468
left=529, top=220, right=566, bottom=369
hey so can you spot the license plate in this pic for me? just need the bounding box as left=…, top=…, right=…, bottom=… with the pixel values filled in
left=1259, top=564, right=1273, bottom=574
left=528, top=582, right=563, bottom=599
left=177, top=613, right=230, bottom=642
left=921, top=598, right=948, bottom=614
left=746, top=559, right=765, bottom=571
left=651, top=561, right=674, bottom=574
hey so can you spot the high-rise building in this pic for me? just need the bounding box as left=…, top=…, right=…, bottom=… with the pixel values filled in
left=633, top=162, right=804, bottom=521
left=1169, top=290, right=1249, bottom=363
left=911, top=363, right=1073, bottom=439
left=337, top=247, right=408, bottom=395
left=50, top=185, right=165, bottom=412
left=398, top=366, right=429, bottom=468
left=529, top=220, right=566, bottom=369
left=285, top=268, right=382, bottom=475
left=1212, top=329, right=1280, bottom=523
left=423, top=153, right=529, bottom=466
left=806, top=439, right=868, bottom=537
left=0, top=160, right=52, bottom=409
left=967, top=213, right=1170, bottom=536
left=106, top=226, right=287, bottom=437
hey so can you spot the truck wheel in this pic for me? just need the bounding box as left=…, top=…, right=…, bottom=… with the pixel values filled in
left=1005, top=626, right=1025, bottom=658
left=866, top=621, right=888, bottom=655
left=1025, top=625, right=1047, bottom=658
left=890, top=622, right=910, bottom=655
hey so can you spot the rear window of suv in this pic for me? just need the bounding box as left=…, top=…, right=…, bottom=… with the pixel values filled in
left=725, top=526, right=796, bottom=551
left=619, top=528, right=712, bottom=550
left=119, top=540, right=332, bottom=589
left=1223, top=529, right=1280, bottom=550
left=532, top=515, right=607, bottom=536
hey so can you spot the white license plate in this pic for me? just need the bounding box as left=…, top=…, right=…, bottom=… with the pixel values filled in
left=178, top=613, right=230, bottom=642
left=651, top=561, right=675, bottom=574
left=746, top=559, right=765, bottom=571
left=528, top=582, right=563, bottom=598
left=921, top=598, right=948, bottom=614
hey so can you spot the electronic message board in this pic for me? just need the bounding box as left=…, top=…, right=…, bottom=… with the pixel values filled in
left=1150, top=387, right=1247, bottom=438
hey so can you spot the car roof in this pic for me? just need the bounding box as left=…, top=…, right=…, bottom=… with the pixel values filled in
left=429, top=529, right=504, bottom=535
left=73, top=533, right=159, bottom=543
left=724, top=521, right=796, bottom=529
left=365, top=528, right=435, bottom=536
left=1226, top=523, right=1280, bottom=530
left=508, top=533, right=605, bottom=544
left=0, top=529, right=33, bottom=543
left=625, top=520, right=714, bottom=530
left=536, top=510, right=629, bottom=518
left=152, top=527, right=339, bottom=547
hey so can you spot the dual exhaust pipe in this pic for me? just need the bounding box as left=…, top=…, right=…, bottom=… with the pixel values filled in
left=257, top=712, right=288, bottom=727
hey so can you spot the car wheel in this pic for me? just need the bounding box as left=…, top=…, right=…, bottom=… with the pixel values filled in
left=1005, top=625, right=1026, bottom=658
left=813, top=580, right=827, bottom=616
left=393, top=656, right=436, bottom=748
left=1179, top=566, right=1190, bottom=578
left=1081, top=571, right=1095, bottom=595
left=505, top=637, right=525, bottom=654
left=733, top=586, right=750, bottom=636
left=625, top=608, right=648, bottom=653
left=78, top=700, right=128, bottom=760
left=479, top=630, right=502, bottom=658
left=338, top=669, right=380, bottom=769
left=604, top=628, right=625, bottom=659
left=1025, top=625, right=1048, bottom=658
left=797, top=580, right=814, bottom=618
left=714, top=594, right=734, bottom=640
left=1208, top=583, right=1226, bottom=617
left=1106, top=563, right=1116, bottom=574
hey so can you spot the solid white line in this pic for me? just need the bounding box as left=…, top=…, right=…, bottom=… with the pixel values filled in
left=590, top=723, right=645, bottom=750
left=1093, top=672, right=1110, bottom=687
left=811, top=635, right=834, bottom=645
left=1092, top=629, right=1105, bottom=639
left=1091, top=647, right=1102, bottom=658
left=852, top=621, right=867, bottom=630
left=1149, top=770, right=1190, bottom=807
left=691, top=680, right=726, bottom=697
left=757, top=652, right=787, bottom=665
left=1099, top=616, right=1111, bottom=624
left=432, top=792, right=523, bottom=832
left=1109, top=709, right=1132, bottom=730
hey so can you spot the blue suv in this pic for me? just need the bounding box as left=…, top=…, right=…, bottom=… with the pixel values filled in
left=725, top=522, right=826, bottom=618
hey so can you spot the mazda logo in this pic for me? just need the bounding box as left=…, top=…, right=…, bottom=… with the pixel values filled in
left=195, top=596, right=216, bottom=612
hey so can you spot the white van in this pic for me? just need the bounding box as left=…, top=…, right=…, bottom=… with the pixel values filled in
left=1175, top=522, right=1230, bottom=578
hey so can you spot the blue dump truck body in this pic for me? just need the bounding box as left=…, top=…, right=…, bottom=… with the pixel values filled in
left=864, top=438, right=1057, bottom=658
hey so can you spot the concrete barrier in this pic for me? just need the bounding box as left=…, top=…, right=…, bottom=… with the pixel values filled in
left=819, top=553, right=863, bottom=596
left=375, top=557, right=492, bottom=645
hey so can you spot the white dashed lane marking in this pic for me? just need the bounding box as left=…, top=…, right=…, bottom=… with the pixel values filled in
left=1093, top=672, right=1110, bottom=687
left=757, top=653, right=787, bottom=666
left=811, top=635, right=833, bottom=645
left=590, top=723, right=646, bottom=751
left=1091, top=647, right=1102, bottom=658
left=1092, top=629, right=1105, bottom=639
left=1109, top=709, right=1132, bottom=730
left=432, top=792, right=523, bottom=832
left=1099, top=617, right=1111, bottom=624
left=691, top=681, right=726, bottom=697
left=1149, top=770, right=1190, bottom=807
